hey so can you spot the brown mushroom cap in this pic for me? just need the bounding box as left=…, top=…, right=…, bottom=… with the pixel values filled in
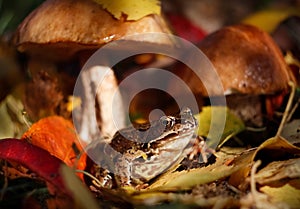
left=199, top=24, right=295, bottom=96
left=14, top=0, right=171, bottom=61
left=176, top=24, right=296, bottom=97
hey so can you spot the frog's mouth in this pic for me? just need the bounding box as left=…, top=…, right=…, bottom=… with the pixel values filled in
left=150, top=130, right=195, bottom=149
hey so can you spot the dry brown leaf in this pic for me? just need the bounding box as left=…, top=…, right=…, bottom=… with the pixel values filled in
left=281, top=120, right=300, bottom=145
left=225, top=149, right=254, bottom=189
left=255, top=158, right=300, bottom=185
left=253, top=136, right=300, bottom=162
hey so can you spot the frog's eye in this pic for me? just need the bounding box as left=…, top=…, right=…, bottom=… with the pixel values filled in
left=160, top=116, right=174, bottom=128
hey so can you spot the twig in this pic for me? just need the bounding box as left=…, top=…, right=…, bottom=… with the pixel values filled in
left=276, top=82, right=295, bottom=137
left=22, top=110, right=31, bottom=129
left=75, top=169, right=103, bottom=188
left=245, top=126, right=266, bottom=132
left=250, top=160, right=261, bottom=197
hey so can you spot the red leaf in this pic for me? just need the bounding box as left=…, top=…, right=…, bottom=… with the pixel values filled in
left=166, top=13, right=206, bottom=43
left=265, top=92, right=287, bottom=117
left=0, top=138, right=69, bottom=195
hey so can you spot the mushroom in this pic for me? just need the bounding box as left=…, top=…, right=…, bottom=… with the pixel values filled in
left=13, top=0, right=172, bottom=142
left=14, top=0, right=171, bottom=61
left=174, top=24, right=296, bottom=126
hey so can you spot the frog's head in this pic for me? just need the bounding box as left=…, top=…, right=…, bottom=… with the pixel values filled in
left=163, top=107, right=197, bottom=132
left=146, top=107, right=198, bottom=145
left=130, top=107, right=198, bottom=183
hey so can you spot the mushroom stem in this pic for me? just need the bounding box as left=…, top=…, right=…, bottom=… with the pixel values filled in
left=96, top=66, right=125, bottom=137
left=75, top=66, right=125, bottom=143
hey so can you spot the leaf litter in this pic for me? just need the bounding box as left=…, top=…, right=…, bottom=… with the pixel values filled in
left=1, top=83, right=300, bottom=208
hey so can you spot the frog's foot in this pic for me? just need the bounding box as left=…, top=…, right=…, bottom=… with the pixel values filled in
left=188, top=136, right=216, bottom=163
left=90, top=165, right=115, bottom=189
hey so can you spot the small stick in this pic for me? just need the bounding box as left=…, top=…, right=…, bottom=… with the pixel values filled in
left=76, top=169, right=103, bottom=188
left=276, top=82, right=295, bottom=137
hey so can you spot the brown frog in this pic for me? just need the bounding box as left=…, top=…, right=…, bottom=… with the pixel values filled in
left=87, top=107, right=198, bottom=189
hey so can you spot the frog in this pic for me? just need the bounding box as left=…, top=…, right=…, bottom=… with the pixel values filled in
left=86, top=107, right=198, bottom=189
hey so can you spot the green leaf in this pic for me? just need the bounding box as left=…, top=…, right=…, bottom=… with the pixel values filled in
left=194, top=106, right=245, bottom=148
left=60, top=165, right=100, bottom=209
left=0, top=95, right=27, bottom=138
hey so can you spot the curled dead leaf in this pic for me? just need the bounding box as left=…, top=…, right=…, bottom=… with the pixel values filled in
left=0, top=138, right=69, bottom=194
left=253, top=136, right=300, bottom=162
left=255, top=158, right=300, bottom=185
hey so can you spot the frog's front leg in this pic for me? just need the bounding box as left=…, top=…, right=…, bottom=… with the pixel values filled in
left=114, top=154, right=133, bottom=187
left=88, top=163, right=115, bottom=190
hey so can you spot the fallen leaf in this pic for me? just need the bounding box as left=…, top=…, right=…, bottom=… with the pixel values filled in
left=147, top=149, right=244, bottom=191
left=253, top=136, right=300, bottom=162
left=242, top=8, right=300, bottom=32
left=0, top=138, right=69, bottom=194
left=281, top=120, right=300, bottom=145
left=228, top=149, right=256, bottom=190
left=165, top=13, right=206, bottom=43
left=260, top=179, right=300, bottom=208
left=151, top=166, right=234, bottom=191
left=93, top=0, right=160, bottom=21
left=21, top=116, right=86, bottom=174
left=230, top=136, right=300, bottom=189
left=128, top=149, right=245, bottom=206
left=255, top=158, right=300, bottom=184
left=0, top=94, right=26, bottom=138
left=285, top=51, right=300, bottom=69
left=194, top=106, right=245, bottom=149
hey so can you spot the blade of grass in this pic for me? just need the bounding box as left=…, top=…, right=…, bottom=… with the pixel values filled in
left=60, top=165, right=100, bottom=209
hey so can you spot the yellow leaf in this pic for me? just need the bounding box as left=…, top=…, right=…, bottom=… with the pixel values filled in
left=242, top=8, right=300, bottom=33
left=194, top=106, right=245, bottom=148
left=147, top=149, right=244, bottom=191
left=93, top=0, right=161, bottom=21
left=67, top=95, right=81, bottom=112
left=260, top=179, right=300, bottom=208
